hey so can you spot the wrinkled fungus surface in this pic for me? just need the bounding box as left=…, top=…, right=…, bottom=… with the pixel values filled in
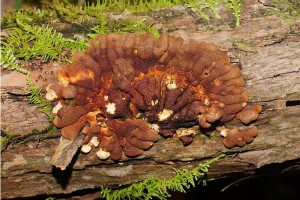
left=220, top=126, right=258, bottom=148
left=46, top=32, right=261, bottom=160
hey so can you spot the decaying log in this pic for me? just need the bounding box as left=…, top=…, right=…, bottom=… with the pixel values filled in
left=1, top=1, right=300, bottom=199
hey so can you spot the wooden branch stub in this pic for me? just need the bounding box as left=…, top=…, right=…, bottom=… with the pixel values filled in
left=51, top=135, right=84, bottom=170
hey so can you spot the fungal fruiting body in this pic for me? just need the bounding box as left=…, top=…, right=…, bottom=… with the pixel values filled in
left=46, top=32, right=261, bottom=160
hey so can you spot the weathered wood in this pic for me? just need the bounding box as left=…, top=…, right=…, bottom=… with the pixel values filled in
left=1, top=1, right=300, bottom=199
left=1, top=105, right=299, bottom=198
left=51, top=135, right=85, bottom=170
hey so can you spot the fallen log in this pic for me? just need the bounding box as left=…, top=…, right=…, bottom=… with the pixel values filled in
left=1, top=1, right=300, bottom=199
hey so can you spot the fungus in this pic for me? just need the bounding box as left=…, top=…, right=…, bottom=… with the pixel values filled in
left=81, top=136, right=100, bottom=153
left=220, top=126, right=258, bottom=148
left=45, top=83, right=64, bottom=101
left=176, top=126, right=199, bottom=146
left=97, top=119, right=158, bottom=161
left=235, top=105, right=262, bottom=124
left=47, top=32, right=261, bottom=161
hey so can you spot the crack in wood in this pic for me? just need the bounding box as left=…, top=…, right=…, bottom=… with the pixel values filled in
left=286, top=100, right=300, bottom=107
left=251, top=70, right=300, bottom=83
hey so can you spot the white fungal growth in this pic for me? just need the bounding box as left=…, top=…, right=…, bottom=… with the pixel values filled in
left=166, top=75, right=177, bottom=90
left=158, top=109, right=173, bottom=121
left=176, top=127, right=197, bottom=137
left=214, top=79, right=222, bottom=86
left=151, top=99, right=158, bottom=106
left=52, top=100, right=64, bottom=114
left=96, top=148, right=111, bottom=160
left=220, top=128, right=230, bottom=137
left=45, top=85, right=58, bottom=101
left=58, top=75, right=70, bottom=87
left=214, top=101, right=225, bottom=108
left=80, top=136, right=99, bottom=153
left=90, top=136, right=100, bottom=147
left=106, top=102, right=116, bottom=114
left=204, top=98, right=211, bottom=106
left=104, top=95, right=109, bottom=101
left=81, top=144, right=92, bottom=153
left=151, top=124, right=160, bottom=132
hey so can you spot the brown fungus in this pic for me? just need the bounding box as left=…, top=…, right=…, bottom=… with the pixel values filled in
left=47, top=32, right=261, bottom=160
left=235, top=104, right=262, bottom=124
left=220, top=126, right=258, bottom=148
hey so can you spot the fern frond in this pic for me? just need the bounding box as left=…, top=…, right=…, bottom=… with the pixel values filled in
left=26, top=75, right=54, bottom=121
left=226, top=0, right=241, bottom=27
left=1, top=125, right=58, bottom=151
left=114, top=18, right=160, bottom=39
left=263, top=0, right=300, bottom=19
left=88, top=17, right=160, bottom=39
left=100, top=154, right=225, bottom=200
left=206, top=0, right=221, bottom=19
left=15, top=13, right=87, bottom=59
left=1, top=12, right=88, bottom=66
left=0, top=49, right=28, bottom=74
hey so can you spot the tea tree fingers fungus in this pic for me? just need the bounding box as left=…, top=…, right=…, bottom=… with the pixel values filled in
left=220, top=126, right=259, bottom=148
left=47, top=32, right=261, bottom=162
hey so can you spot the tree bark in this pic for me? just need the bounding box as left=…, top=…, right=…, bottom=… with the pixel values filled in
left=1, top=1, right=300, bottom=199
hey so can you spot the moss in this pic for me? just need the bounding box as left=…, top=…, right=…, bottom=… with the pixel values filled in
left=45, top=197, right=56, bottom=200
left=0, top=137, right=10, bottom=152
left=2, top=1, right=243, bottom=29
left=1, top=6, right=160, bottom=68
left=185, top=0, right=222, bottom=21
left=27, top=76, right=55, bottom=120
left=185, top=0, right=241, bottom=26
left=99, top=154, right=225, bottom=200
left=233, top=39, right=258, bottom=52
left=0, top=2, right=243, bottom=79
left=226, top=0, right=241, bottom=27
left=88, top=18, right=159, bottom=39
left=0, top=126, right=58, bottom=151
left=263, top=0, right=300, bottom=20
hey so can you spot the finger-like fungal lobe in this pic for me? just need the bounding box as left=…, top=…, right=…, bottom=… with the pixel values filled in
left=220, top=126, right=258, bottom=148
left=47, top=32, right=261, bottom=160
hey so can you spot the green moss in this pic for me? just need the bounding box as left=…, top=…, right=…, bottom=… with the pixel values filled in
left=2, top=0, right=243, bottom=29
left=0, top=126, right=58, bottom=151
left=185, top=0, right=241, bottom=26
left=2, top=13, right=87, bottom=62
left=99, top=154, right=224, bottom=200
left=185, top=0, right=222, bottom=20
left=1, top=3, right=161, bottom=71
left=233, top=39, right=258, bottom=52
left=263, top=0, right=300, bottom=19
left=84, top=0, right=181, bottom=14
left=0, top=137, right=10, bottom=151
left=226, top=0, right=241, bottom=27
left=88, top=18, right=159, bottom=39
left=27, top=75, right=55, bottom=121
left=45, top=197, right=56, bottom=200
